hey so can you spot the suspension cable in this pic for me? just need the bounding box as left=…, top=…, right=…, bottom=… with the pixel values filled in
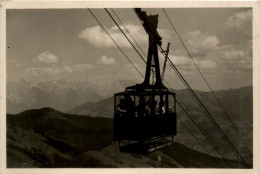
left=133, top=8, right=249, bottom=167
left=107, top=8, right=231, bottom=166
left=111, top=8, right=147, bottom=57
left=159, top=46, right=249, bottom=168
left=132, top=10, right=249, bottom=167
left=162, top=8, right=251, bottom=153
left=91, top=8, right=249, bottom=168
left=105, top=8, right=147, bottom=63
left=88, top=9, right=144, bottom=78
left=176, top=99, right=230, bottom=167
left=178, top=118, right=211, bottom=155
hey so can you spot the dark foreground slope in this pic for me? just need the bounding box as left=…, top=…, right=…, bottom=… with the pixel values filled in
left=7, top=108, right=113, bottom=167
left=7, top=108, right=250, bottom=168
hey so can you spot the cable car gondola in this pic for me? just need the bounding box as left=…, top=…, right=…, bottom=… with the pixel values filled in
left=113, top=8, right=177, bottom=153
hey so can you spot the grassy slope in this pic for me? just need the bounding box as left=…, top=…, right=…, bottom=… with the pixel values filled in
left=7, top=107, right=252, bottom=168
left=7, top=108, right=113, bottom=167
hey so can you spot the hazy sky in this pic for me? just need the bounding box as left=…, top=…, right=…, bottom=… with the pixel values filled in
left=7, top=8, right=252, bottom=91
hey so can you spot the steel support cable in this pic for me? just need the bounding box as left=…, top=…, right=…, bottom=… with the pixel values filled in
left=162, top=8, right=251, bottom=154
left=159, top=47, right=249, bottom=168
left=109, top=12, right=228, bottom=166
left=92, top=7, right=213, bottom=158
left=176, top=99, right=230, bottom=167
left=130, top=8, right=231, bottom=165
left=106, top=8, right=161, bottom=78
left=105, top=8, right=147, bottom=63
left=164, top=82, right=227, bottom=167
left=111, top=8, right=147, bottom=58
left=104, top=8, right=243, bottom=168
left=176, top=99, right=214, bottom=157
left=108, top=9, right=185, bottom=104
left=109, top=9, right=193, bottom=114
left=164, top=88, right=225, bottom=166
left=167, top=79, right=228, bottom=167
left=176, top=110, right=210, bottom=155
left=150, top=75, right=227, bottom=167
left=88, top=9, right=144, bottom=78
left=131, top=7, right=195, bottom=94
left=159, top=46, right=231, bottom=152
left=178, top=118, right=211, bottom=155
left=162, top=47, right=249, bottom=168
left=105, top=9, right=216, bottom=160
left=95, top=11, right=197, bottom=159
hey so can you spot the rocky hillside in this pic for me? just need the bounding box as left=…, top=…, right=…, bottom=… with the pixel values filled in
left=7, top=108, right=250, bottom=168
left=7, top=108, right=113, bottom=167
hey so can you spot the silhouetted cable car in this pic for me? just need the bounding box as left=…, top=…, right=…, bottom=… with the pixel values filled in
left=113, top=8, right=177, bottom=153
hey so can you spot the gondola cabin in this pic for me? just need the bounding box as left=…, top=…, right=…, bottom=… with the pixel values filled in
left=114, top=89, right=177, bottom=152
left=113, top=8, right=177, bottom=152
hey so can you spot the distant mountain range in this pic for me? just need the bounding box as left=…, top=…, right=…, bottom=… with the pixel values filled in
left=7, top=79, right=141, bottom=114
left=68, top=85, right=253, bottom=121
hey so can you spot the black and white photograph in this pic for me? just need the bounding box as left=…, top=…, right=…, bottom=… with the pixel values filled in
left=1, top=1, right=259, bottom=173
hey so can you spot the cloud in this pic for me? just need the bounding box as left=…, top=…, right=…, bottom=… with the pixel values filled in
left=121, top=63, right=144, bottom=80
left=186, top=30, right=220, bottom=57
left=98, top=55, right=116, bottom=65
left=224, top=9, right=252, bottom=34
left=207, top=41, right=252, bottom=72
left=7, top=59, right=22, bottom=67
left=79, top=24, right=146, bottom=48
left=62, top=66, right=73, bottom=73
left=71, top=64, right=93, bottom=71
left=158, top=28, right=174, bottom=41
left=169, top=54, right=190, bottom=66
left=196, top=60, right=217, bottom=70
left=111, top=24, right=147, bottom=44
left=79, top=24, right=173, bottom=48
left=25, top=66, right=73, bottom=76
left=34, top=52, right=58, bottom=63
left=172, top=29, right=252, bottom=74
left=79, top=26, right=131, bottom=48
left=25, top=63, right=93, bottom=76
left=79, top=26, right=115, bottom=48
left=25, top=67, right=56, bottom=76
left=220, top=46, right=245, bottom=60
left=169, top=54, right=216, bottom=72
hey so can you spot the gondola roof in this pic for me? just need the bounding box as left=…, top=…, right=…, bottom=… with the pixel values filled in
left=114, top=89, right=176, bottom=96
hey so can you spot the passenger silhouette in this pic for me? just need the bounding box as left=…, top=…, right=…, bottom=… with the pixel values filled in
left=125, top=96, right=135, bottom=117
left=145, top=98, right=157, bottom=116
left=117, top=99, right=126, bottom=116
left=137, top=97, right=146, bottom=117
left=156, top=100, right=165, bottom=115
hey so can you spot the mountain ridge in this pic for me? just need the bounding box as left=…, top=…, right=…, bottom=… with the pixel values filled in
left=68, top=85, right=252, bottom=119
left=7, top=107, right=251, bottom=168
left=7, top=79, right=141, bottom=114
